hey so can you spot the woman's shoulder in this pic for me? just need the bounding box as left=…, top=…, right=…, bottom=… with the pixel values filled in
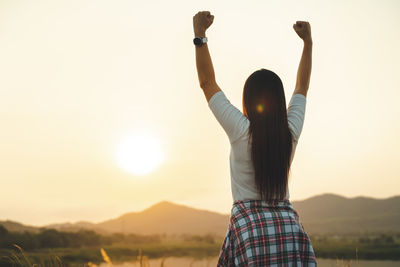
left=208, top=90, right=251, bottom=144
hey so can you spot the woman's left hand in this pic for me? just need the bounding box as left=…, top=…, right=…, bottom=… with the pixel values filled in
left=193, top=11, right=214, bottom=35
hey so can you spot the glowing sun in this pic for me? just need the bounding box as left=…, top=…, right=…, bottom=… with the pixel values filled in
left=116, top=132, right=164, bottom=176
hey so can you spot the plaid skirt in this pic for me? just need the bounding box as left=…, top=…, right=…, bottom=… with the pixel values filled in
left=217, top=199, right=317, bottom=267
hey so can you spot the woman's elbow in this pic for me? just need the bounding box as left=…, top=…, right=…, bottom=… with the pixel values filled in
left=200, top=80, right=217, bottom=89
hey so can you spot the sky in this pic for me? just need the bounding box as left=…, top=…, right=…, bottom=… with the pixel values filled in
left=0, top=0, right=399, bottom=226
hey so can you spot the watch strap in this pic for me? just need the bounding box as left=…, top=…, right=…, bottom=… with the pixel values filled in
left=193, top=36, right=208, bottom=46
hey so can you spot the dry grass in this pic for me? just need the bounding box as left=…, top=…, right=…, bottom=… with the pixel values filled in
left=4, top=244, right=362, bottom=267
left=4, top=244, right=63, bottom=267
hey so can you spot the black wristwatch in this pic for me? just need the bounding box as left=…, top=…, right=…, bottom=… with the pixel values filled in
left=193, top=37, right=208, bottom=47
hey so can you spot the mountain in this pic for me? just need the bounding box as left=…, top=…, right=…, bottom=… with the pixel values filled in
left=97, top=201, right=230, bottom=236
left=0, top=220, right=40, bottom=233
left=292, top=193, right=400, bottom=234
left=1, top=194, right=399, bottom=235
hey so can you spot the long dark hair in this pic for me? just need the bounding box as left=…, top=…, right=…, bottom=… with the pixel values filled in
left=242, top=69, right=293, bottom=201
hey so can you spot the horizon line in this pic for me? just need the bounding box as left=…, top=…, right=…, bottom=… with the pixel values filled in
left=1, top=192, right=399, bottom=228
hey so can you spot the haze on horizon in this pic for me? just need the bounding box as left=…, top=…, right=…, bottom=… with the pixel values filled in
left=0, top=0, right=399, bottom=226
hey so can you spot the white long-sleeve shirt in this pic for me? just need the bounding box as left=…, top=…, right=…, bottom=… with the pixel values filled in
left=208, top=91, right=307, bottom=201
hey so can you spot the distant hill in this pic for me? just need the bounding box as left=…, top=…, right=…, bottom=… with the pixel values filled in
left=292, top=193, right=400, bottom=234
left=1, top=194, right=399, bottom=236
left=0, top=220, right=40, bottom=233
left=97, top=201, right=230, bottom=236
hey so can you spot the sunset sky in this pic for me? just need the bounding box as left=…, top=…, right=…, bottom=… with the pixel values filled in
left=0, top=0, right=399, bottom=226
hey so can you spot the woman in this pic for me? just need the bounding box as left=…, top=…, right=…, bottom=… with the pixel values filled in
left=193, top=11, right=317, bottom=266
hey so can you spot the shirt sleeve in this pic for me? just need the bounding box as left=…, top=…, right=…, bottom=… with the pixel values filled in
left=208, top=91, right=249, bottom=144
left=287, top=93, right=307, bottom=143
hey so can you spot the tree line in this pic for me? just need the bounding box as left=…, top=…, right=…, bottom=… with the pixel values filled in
left=0, top=225, right=161, bottom=250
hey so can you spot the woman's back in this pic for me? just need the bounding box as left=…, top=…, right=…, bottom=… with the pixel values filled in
left=208, top=90, right=307, bottom=202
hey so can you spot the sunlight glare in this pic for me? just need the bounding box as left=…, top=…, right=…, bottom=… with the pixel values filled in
left=116, top=132, right=164, bottom=176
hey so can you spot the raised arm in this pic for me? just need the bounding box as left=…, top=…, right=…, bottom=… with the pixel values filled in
left=293, top=21, right=313, bottom=98
left=193, top=11, right=221, bottom=102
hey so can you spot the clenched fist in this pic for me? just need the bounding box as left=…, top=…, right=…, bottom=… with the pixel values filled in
left=293, top=21, right=312, bottom=43
left=193, top=11, right=214, bottom=35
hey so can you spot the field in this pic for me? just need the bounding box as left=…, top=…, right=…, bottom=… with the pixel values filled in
left=3, top=245, right=400, bottom=267
left=1, top=227, right=400, bottom=266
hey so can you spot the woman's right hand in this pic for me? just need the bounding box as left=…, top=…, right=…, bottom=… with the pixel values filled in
left=293, top=21, right=312, bottom=43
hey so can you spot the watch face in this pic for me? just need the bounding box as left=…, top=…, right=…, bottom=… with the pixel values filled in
left=193, top=37, right=202, bottom=46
